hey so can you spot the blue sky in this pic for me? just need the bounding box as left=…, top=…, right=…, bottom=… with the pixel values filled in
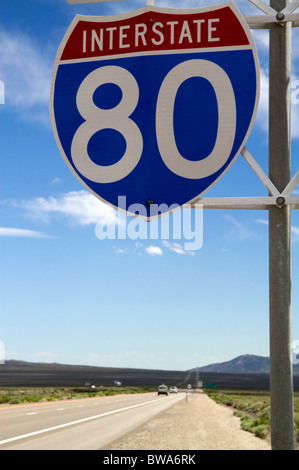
left=0, top=0, right=299, bottom=371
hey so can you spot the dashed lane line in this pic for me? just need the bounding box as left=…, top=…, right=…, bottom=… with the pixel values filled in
left=0, top=398, right=161, bottom=446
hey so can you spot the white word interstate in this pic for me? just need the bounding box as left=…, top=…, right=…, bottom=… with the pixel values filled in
left=82, top=18, right=221, bottom=53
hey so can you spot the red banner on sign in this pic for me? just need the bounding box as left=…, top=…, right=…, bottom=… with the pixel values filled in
left=61, top=7, right=249, bottom=61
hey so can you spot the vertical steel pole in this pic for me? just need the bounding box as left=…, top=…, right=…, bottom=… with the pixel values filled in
left=269, top=0, right=294, bottom=450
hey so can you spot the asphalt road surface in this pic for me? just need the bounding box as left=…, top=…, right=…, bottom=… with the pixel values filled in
left=0, top=392, right=184, bottom=450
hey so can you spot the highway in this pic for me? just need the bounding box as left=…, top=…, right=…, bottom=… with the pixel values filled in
left=0, top=392, right=184, bottom=450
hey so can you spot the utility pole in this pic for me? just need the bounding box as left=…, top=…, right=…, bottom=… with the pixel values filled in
left=269, top=0, right=294, bottom=450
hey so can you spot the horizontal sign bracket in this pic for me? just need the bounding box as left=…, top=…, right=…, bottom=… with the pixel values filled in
left=192, top=196, right=299, bottom=210
left=246, top=0, right=299, bottom=28
left=245, top=12, right=299, bottom=28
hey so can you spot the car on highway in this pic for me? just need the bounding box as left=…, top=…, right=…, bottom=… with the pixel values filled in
left=157, top=384, right=168, bottom=395
left=169, top=386, right=178, bottom=394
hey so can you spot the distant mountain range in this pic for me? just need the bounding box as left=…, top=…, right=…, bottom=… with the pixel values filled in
left=1, top=355, right=299, bottom=390
left=196, top=354, right=299, bottom=374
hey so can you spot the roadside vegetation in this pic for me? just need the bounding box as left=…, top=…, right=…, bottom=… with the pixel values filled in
left=205, top=389, right=299, bottom=445
left=0, top=386, right=155, bottom=405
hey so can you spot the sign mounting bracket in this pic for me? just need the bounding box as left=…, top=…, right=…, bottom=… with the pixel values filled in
left=192, top=1, right=299, bottom=211
left=245, top=0, right=299, bottom=28
left=193, top=145, right=299, bottom=210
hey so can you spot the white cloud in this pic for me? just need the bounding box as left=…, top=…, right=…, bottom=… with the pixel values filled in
left=291, top=226, right=299, bottom=242
left=253, top=66, right=299, bottom=140
left=0, top=227, right=52, bottom=238
left=291, top=82, right=299, bottom=138
left=145, top=245, right=163, bottom=256
left=115, top=240, right=196, bottom=256
left=162, top=240, right=195, bottom=255
left=255, top=218, right=268, bottom=226
left=224, top=214, right=255, bottom=241
left=252, top=30, right=269, bottom=54
left=113, top=247, right=128, bottom=254
left=162, top=240, right=185, bottom=254
left=255, top=67, right=269, bottom=134
left=50, top=177, right=63, bottom=186
left=154, top=0, right=255, bottom=12
left=15, top=190, right=117, bottom=227
left=0, top=28, right=51, bottom=123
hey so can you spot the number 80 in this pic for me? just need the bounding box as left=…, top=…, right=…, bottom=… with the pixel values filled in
left=71, top=59, right=236, bottom=184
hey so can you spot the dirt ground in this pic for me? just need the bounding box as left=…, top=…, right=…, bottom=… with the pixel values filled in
left=106, top=391, right=271, bottom=451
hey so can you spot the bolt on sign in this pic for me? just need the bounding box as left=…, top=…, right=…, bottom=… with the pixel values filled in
left=49, top=1, right=260, bottom=220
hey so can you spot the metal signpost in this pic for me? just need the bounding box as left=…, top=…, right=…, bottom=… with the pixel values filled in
left=192, top=0, right=299, bottom=450
left=51, top=0, right=299, bottom=449
left=268, top=0, right=293, bottom=449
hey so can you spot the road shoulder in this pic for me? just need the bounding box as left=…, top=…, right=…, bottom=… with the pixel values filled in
left=103, top=391, right=271, bottom=450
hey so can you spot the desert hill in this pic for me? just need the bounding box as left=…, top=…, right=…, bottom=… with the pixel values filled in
left=196, top=354, right=299, bottom=374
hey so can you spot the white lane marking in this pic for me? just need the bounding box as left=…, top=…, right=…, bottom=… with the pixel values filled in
left=56, top=408, right=65, bottom=411
left=0, top=398, right=161, bottom=445
left=26, top=412, right=37, bottom=416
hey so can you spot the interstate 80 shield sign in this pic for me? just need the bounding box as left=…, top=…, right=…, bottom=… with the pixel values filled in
left=49, top=1, right=259, bottom=220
